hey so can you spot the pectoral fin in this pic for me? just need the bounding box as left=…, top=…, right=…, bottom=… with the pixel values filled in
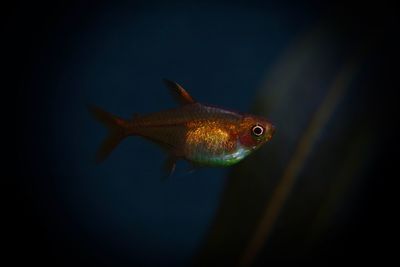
left=163, top=79, right=196, bottom=106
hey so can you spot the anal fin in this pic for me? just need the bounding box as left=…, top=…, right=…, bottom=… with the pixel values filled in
left=162, top=155, right=177, bottom=180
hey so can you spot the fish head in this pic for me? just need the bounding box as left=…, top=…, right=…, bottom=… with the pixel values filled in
left=238, top=115, right=275, bottom=150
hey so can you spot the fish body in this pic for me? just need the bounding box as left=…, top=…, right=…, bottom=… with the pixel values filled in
left=89, top=80, right=275, bottom=174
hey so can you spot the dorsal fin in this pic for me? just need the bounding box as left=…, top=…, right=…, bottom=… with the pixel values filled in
left=163, top=79, right=196, bottom=106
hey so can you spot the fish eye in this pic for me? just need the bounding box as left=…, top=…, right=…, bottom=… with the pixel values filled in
left=251, top=125, right=264, bottom=137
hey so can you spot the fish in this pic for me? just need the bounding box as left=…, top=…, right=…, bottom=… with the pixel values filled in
left=88, top=79, right=275, bottom=176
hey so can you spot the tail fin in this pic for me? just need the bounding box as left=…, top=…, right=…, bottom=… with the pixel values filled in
left=88, top=105, right=128, bottom=163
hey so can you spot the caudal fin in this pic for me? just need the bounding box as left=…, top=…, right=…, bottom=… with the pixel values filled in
left=87, top=105, right=128, bottom=163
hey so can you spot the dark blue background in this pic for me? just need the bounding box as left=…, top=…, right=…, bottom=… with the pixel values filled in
left=7, top=0, right=397, bottom=266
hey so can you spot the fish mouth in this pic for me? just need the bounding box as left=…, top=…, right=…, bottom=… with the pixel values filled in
left=267, top=124, right=276, bottom=141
